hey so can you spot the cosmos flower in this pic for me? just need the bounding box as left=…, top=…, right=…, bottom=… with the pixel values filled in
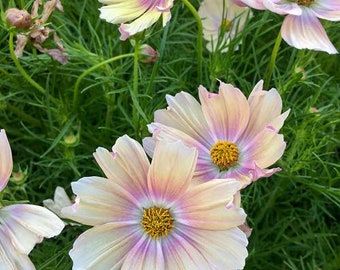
left=98, top=0, right=174, bottom=41
left=62, top=135, right=248, bottom=269
left=43, top=186, right=73, bottom=218
left=143, top=80, right=290, bottom=187
left=0, top=129, right=65, bottom=270
left=198, top=0, right=252, bottom=52
left=237, top=0, right=339, bottom=54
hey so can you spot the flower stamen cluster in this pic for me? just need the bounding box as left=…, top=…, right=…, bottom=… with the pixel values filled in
left=210, top=141, right=239, bottom=170
left=141, top=206, right=174, bottom=239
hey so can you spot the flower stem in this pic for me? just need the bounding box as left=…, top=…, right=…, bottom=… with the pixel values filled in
left=9, top=32, right=56, bottom=103
left=132, top=42, right=140, bottom=134
left=181, top=0, right=203, bottom=84
left=264, top=31, right=282, bottom=89
left=72, top=53, right=134, bottom=112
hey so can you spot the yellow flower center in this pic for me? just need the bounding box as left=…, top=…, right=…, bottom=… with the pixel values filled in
left=210, top=141, right=239, bottom=170
left=296, top=0, right=314, bottom=5
left=220, top=18, right=233, bottom=32
left=141, top=207, right=174, bottom=239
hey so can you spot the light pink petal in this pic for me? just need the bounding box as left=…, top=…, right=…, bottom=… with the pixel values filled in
left=154, top=91, right=213, bottom=146
left=61, top=176, right=142, bottom=226
left=99, top=1, right=147, bottom=24
left=311, top=0, right=340, bottom=21
left=176, top=226, right=248, bottom=269
left=43, top=186, right=72, bottom=218
left=199, top=82, right=250, bottom=142
left=174, top=179, right=246, bottom=230
left=70, top=222, right=141, bottom=270
left=93, top=135, right=150, bottom=198
left=0, top=204, right=64, bottom=254
left=262, top=0, right=302, bottom=15
left=162, top=231, right=211, bottom=268
left=0, top=227, right=35, bottom=270
left=281, top=12, right=338, bottom=54
left=241, top=81, right=288, bottom=139
left=242, top=127, right=286, bottom=168
left=122, top=236, right=164, bottom=270
left=148, top=140, right=197, bottom=204
left=0, top=129, right=13, bottom=192
left=238, top=0, right=266, bottom=9
left=249, top=162, right=281, bottom=181
left=119, top=8, right=162, bottom=40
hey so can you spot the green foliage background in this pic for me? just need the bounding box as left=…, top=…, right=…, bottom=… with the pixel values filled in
left=0, top=0, right=339, bottom=269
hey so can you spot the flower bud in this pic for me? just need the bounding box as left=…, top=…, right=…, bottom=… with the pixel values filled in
left=6, top=8, right=31, bottom=29
left=139, top=44, right=159, bottom=64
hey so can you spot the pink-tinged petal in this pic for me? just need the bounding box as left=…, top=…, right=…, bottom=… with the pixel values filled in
left=281, top=12, right=338, bottom=54
left=148, top=140, right=197, bottom=204
left=177, top=226, right=248, bottom=269
left=249, top=162, right=281, bottom=181
left=268, top=109, right=290, bottom=132
left=174, top=179, right=246, bottom=230
left=0, top=227, right=35, bottom=270
left=241, top=81, right=288, bottom=139
left=119, top=9, right=162, bottom=40
left=70, top=222, right=141, bottom=270
left=199, top=82, right=250, bottom=142
left=154, top=91, right=213, bottom=146
left=99, top=2, right=147, bottom=24
left=238, top=0, right=266, bottom=9
left=242, top=127, right=286, bottom=168
left=262, top=0, right=302, bottom=15
left=310, top=1, right=340, bottom=21
left=61, top=176, right=142, bottom=226
left=162, top=231, right=211, bottom=268
left=43, top=186, right=72, bottom=218
left=93, top=135, right=150, bottom=198
left=0, top=204, right=64, bottom=254
left=122, top=236, right=164, bottom=270
left=0, top=129, right=13, bottom=192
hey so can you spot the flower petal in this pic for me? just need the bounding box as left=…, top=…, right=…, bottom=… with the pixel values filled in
left=0, top=204, right=64, bottom=254
left=310, top=0, right=340, bottom=21
left=93, top=135, right=150, bottom=199
left=174, top=179, right=246, bottom=230
left=122, top=236, right=164, bottom=270
left=237, top=0, right=266, bottom=9
left=281, top=12, right=338, bottom=54
left=70, top=222, right=141, bottom=270
left=199, top=82, right=250, bottom=142
left=177, top=226, right=248, bottom=269
left=0, top=227, right=35, bottom=270
left=62, top=176, right=142, bottom=226
left=148, top=140, right=197, bottom=204
left=153, top=91, right=213, bottom=147
left=0, top=129, right=13, bottom=192
left=43, top=186, right=72, bottom=218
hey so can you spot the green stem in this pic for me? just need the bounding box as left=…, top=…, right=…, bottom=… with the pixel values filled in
left=264, top=31, right=282, bottom=89
left=132, top=42, right=140, bottom=133
left=73, top=53, right=134, bottom=112
left=181, top=0, right=203, bottom=84
left=9, top=32, right=56, bottom=103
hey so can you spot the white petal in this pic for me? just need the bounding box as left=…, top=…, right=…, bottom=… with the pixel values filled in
left=0, top=227, right=35, bottom=270
left=281, top=12, right=338, bottom=54
left=0, top=129, right=13, bottom=192
left=70, top=223, right=141, bottom=270
left=148, top=140, right=197, bottom=204
left=43, top=186, right=72, bottom=218
left=0, top=204, right=64, bottom=254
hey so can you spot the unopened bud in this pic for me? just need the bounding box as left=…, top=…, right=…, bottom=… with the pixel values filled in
left=139, top=44, right=159, bottom=64
left=6, top=8, right=31, bottom=29
left=63, top=133, right=79, bottom=146
left=11, top=168, right=28, bottom=185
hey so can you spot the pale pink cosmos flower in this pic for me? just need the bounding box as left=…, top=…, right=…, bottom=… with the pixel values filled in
left=98, top=0, right=174, bottom=41
left=198, top=0, right=252, bottom=52
left=62, top=135, right=248, bottom=269
left=0, top=129, right=65, bottom=270
left=237, top=0, right=340, bottom=54
left=143, top=80, right=290, bottom=188
left=43, top=186, right=73, bottom=218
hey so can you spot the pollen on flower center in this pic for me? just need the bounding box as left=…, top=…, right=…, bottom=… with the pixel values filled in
left=141, top=207, right=174, bottom=239
left=296, top=0, right=314, bottom=6
left=210, top=141, right=239, bottom=170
